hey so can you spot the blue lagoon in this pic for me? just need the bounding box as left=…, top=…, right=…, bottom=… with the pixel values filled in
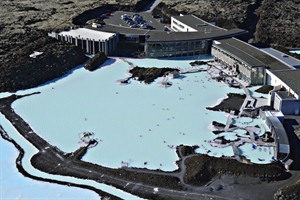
left=8, top=56, right=274, bottom=172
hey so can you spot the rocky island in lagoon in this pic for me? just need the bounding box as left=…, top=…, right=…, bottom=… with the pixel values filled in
left=1, top=0, right=300, bottom=199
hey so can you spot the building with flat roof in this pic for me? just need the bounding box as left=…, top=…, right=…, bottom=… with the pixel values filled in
left=143, top=14, right=246, bottom=58
left=211, top=37, right=300, bottom=115
left=260, top=48, right=300, bottom=69
left=50, top=11, right=247, bottom=58
left=49, top=28, right=119, bottom=55
left=171, top=15, right=225, bottom=32
left=268, top=70, right=300, bottom=115
left=145, top=28, right=246, bottom=57
left=212, top=38, right=292, bottom=85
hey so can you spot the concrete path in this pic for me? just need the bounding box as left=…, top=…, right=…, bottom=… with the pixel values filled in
left=143, top=0, right=163, bottom=12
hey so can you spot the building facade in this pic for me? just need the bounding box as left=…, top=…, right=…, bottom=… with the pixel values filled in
left=145, top=39, right=210, bottom=58
left=171, top=16, right=198, bottom=32
left=49, top=29, right=119, bottom=55
left=211, top=41, right=265, bottom=85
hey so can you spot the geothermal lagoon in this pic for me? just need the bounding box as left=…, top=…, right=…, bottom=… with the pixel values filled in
left=7, top=56, right=274, bottom=172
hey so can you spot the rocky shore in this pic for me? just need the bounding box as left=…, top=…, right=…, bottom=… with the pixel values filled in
left=84, top=51, right=107, bottom=71
left=129, top=67, right=179, bottom=84
left=0, top=30, right=87, bottom=92
left=0, top=0, right=147, bottom=93
left=0, top=94, right=296, bottom=200
left=184, top=154, right=290, bottom=186
left=1, top=1, right=300, bottom=199
left=0, top=126, right=121, bottom=200
left=1, top=0, right=299, bottom=93
left=255, top=85, right=274, bottom=94
left=206, top=93, right=246, bottom=115
left=158, top=0, right=300, bottom=48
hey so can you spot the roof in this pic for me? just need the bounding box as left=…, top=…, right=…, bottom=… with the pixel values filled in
left=172, top=15, right=224, bottom=32
left=147, top=28, right=247, bottom=42
left=272, top=70, right=300, bottom=96
left=89, top=24, right=151, bottom=35
left=59, top=28, right=115, bottom=41
left=213, top=38, right=291, bottom=71
left=96, top=11, right=247, bottom=42
left=260, top=48, right=300, bottom=69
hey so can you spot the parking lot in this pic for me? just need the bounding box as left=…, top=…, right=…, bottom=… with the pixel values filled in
left=103, top=11, right=167, bottom=31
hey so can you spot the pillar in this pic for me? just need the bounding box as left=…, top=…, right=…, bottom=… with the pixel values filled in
left=86, top=39, right=89, bottom=54
left=105, top=39, right=109, bottom=55
left=109, top=37, right=113, bottom=54
left=90, top=40, right=92, bottom=54
left=93, top=39, right=95, bottom=55
left=98, top=40, right=101, bottom=51
left=111, top=36, right=114, bottom=52
left=101, top=40, right=105, bottom=52
left=75, top=37, right=78, bottom=46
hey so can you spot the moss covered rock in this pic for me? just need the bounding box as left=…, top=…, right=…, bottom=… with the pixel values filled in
left=84, top=51, right=107, bottom=71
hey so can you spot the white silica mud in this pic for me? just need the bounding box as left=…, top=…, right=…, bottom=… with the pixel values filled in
left=7, top=56, right=273, bottom=172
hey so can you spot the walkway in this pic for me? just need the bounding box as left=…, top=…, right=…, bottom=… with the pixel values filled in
left=121, top=58, right=137, bottom=68
left=207, top=62, right=256, bottom=117
left=143, top=0, right=162, bottom=12
left=179, top=67, right=207, bottom=74
left=225, top=110, right=235, bottom=131
left=1, top=94, right=296, bottom=200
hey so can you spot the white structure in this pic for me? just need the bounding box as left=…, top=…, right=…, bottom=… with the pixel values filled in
left=260, top=110, right=289, bottom=162
left=29, top=51, right=43, bottom=58
left=211, top=37, right=300, bottom=115
left=49, top=28, right=119, bottom=55
left=171, top=14, right=223, bottom=33
left=267, top=70, right=300, bottom=115
left=171, top=16, right=197, bottom=32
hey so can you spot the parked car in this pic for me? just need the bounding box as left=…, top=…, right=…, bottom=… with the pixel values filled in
left=128, top=21, right=136, bottom=26
left=130, top=24, right=139, bottom=28
left=121, top=14, right=130, bottom=20
left=133, top=14, right=143, bottom=22
left=140, top=23, right=148, bottom=29
left=152, top=15, right=161, bottom=18
left=92, top=23, right=102, bottom=28
left=126, top=19, right=133, bottom=24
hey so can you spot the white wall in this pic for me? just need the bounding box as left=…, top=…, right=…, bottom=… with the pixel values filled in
left=266, top=70, right=299, bottom=99
left=171, top=17, right=197, bottom=32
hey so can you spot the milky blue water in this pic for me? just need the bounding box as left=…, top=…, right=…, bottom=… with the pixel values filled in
left=234, top=129, right=248, bottom=137
left=0, top=113, right=144, bottom=200
left=232, top=117, right=269, bottom=137
left=238, top=143, right=275, bottom=164
left=10, top=56, right=245, bottom=171
left=0, top=135, right=99, bottom=200
left=0, top=56, right=277, bottom=198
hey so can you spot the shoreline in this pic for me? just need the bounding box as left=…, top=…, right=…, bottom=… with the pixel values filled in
left=1, top=1, right=299, bottom=199
left=0, top=124, right=121, bottom=200
left=0, top=94, right=297, bottom=200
